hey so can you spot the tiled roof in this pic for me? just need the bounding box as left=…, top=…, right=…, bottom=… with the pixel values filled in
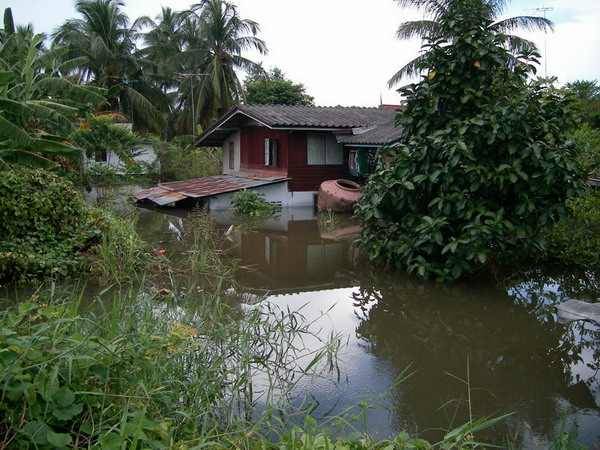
left=196, top=105, right=403, bottom=147
left=336, top=115, right=404, bottom=145
left=236, top=105, right=396, bottom=128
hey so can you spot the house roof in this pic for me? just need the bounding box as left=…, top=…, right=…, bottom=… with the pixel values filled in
left=336, top=115, right=403, bottom=145
left=133, top=173, right=289, bottom=206
left=196, top=105, right=403, bottom=147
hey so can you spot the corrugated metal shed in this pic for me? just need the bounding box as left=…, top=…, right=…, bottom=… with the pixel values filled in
left=134, top=173, right=289, bottom=206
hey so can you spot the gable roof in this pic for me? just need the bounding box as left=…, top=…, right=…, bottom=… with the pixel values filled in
left=196, top=105, right=403, bottom=147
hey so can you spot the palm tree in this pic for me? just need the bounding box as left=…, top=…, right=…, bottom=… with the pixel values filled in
left=53, top=0, right=170, bottom=134
left=137, top=7, right=189, bottom=88
left=136, top=7, right=198, bottom=139
left=389, top=0, right=552, bottom=86
left=182, top=0, right=267, bottom=132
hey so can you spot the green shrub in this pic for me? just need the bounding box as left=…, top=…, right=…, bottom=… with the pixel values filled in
left=0, top=168, right=99, bottom=283
left=88, top=213, right=153, bottom=284
left=86, top=162, right=121, bottom=186
left=570, top=123, right=600, bottom=177
left=543, top=189, right=600, bottom=269
left=0, top=167, right=150, bottom=284
left=151, top=136, right=221, bottom=182
left=232, top=189, right=279, bottom=217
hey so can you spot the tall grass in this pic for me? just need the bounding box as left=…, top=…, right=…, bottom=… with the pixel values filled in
left=88, top=213, right=153, bottom=284
left=176, top=206, right=237, bottom=287
left=0, top=282, right=344, bottom=448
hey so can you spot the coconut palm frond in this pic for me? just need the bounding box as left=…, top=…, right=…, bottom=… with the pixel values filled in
left=396, top=20, right=441, bottom=41
left=388, top=54, right=428, bottom=88
left=492, top=16, right=553, bottom=34
left=124, top=85, right=167, bottom=132
left=496, top=34, right=539, bottom=55
left=391, top=0, right=553, bottom=84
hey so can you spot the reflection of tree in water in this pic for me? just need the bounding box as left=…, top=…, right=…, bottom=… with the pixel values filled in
left=350, top=269, right=599, bottom=446
left=503, top=266, right=599, bottom=307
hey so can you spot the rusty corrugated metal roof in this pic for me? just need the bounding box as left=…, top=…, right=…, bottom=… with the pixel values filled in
left=134, top=173, right=289, bottom=206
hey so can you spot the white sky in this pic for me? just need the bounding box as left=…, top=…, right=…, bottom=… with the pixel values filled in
left=4, top=0, right=599, bottom=107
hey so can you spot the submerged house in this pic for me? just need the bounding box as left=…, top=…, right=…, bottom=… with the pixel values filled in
left=135, top=105, right=402, bottom=209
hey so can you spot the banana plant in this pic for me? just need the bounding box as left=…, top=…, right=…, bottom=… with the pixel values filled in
left=0, top=32, right=107, bottom=169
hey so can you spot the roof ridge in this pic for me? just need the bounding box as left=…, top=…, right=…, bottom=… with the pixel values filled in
left=241, top=104, right=383, bottom=110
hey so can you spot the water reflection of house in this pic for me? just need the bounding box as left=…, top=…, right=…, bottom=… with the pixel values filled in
left=217, top=209, right=359, bottom=295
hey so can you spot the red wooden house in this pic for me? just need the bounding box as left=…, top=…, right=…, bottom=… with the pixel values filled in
left=135, top=105, right=402, bottom=209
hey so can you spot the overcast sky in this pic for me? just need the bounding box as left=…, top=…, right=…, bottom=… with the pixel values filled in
left=4, top=0, right=599, bottom=107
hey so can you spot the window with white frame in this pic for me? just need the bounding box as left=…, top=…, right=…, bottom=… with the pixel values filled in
left=307, top=132, right=343, bottom=165
left=264, top=138, right=279, bottom=166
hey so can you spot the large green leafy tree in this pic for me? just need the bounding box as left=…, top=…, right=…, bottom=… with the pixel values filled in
left=53, top=0, right=170, bottom=134
left=244, top=66, right=314, bottom=106
left=389, top=0, right=551, bottom=86
left=356, top=0, right=585, bottom=281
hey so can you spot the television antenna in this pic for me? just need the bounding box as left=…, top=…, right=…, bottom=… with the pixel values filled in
left=524, top=5, right=554, bottom=77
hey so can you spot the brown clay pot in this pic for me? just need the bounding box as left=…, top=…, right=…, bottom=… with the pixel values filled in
left=317, top=179, right=361, bottom=213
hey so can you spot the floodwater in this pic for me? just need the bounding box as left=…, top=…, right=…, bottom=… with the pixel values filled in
left=134, top=205, right=600, bottom=447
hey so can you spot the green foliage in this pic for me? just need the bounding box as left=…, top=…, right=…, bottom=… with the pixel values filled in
left=88, top=213, right=152, bottom=284
left=0, top=282, right=343, bottom=448
left=0, top=31, right=106, bottom=170
left=70, top=115, right=142, bottom=168
left=0, top=167, right=98, bottom=282
left=543, top=189, right=600, bottom=270
left=389, top=0, right=551, bottom=85
left=569, top=122, right=600, bottom=176
left=564, top=79, right=600, bottom=100
left=53, top=0, right=170, bottom=134
left=86, top=162, right=121, bottom=185
left=151, top=135, right=221, bottom=181
left=232, top=189, right=279, bottom=217
left=564, top=80, right=600, bottom=129
left=0, top=166, right=150, bottom=284
left=357, top=0, right=585, bottom=281
left=244, top=66, right=314, bottom=106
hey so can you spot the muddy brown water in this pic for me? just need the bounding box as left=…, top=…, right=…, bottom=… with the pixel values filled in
left=133, top=205, right=599, bottom=447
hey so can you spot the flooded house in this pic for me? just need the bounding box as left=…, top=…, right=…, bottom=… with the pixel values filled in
left=135, top=105, right=403, bottom=209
